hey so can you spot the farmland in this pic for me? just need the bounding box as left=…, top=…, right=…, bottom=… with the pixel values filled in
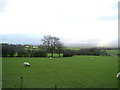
left=2, top=56, right=118, bottom=88
left=106, top=50, right=118, bottom=55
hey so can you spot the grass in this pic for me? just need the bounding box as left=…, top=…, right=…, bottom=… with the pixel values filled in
left=2, top=56, right=118, bottom=88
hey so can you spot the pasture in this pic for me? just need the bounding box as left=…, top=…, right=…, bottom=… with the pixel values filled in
left=106, top=50, right=118, bottom=55
left=2, top=56, right=118, bottom=88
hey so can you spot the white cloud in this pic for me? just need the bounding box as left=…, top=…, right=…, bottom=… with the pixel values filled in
left=0, top=0, right=118, bottom=47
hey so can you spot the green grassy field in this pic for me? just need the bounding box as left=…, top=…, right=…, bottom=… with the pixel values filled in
left=2, top=56, right=118, bottom=88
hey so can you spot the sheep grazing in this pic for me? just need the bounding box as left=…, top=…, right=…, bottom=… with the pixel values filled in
left=23, top=62, right=30, bottom=67
left=50, top=57, right=52, bottom=60
left=116, top=72, right=120, bottom=78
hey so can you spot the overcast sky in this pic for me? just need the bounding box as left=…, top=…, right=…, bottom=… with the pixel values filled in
left=0, top=0, right=119, bottom=47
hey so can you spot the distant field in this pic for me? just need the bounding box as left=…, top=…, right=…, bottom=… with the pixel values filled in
left=25, top=47, right=81, bottom=51
left=106, top=50, right=118, bottom=55
left=47, top=53, right=63, bottom=57
left=2, top=56, right=118, bottom=88
left=65, top=47, right=80, bottom=50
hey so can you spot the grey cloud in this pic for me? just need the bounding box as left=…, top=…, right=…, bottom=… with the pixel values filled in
left=0, top=34, right=42, bottom=45
left=0, top=34, right=118, bottom=48
left=63, top=39, right=100, bottom=48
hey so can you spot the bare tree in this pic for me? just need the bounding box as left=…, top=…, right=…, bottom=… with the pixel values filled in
left=41, top=35, right=62, bottom=57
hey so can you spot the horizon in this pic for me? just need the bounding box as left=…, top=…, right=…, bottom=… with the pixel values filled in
left=1, top=33, right=119, bottom=48
left=0, top=42, right=118, bottom=48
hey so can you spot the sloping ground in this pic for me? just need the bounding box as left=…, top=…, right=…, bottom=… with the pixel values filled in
left=2, top=56, right=118, bottom=88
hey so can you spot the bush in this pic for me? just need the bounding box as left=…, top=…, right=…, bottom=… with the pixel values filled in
left=63, top=50, right=74, bottom=57
left=75, top=48, right=107, bottom=56
left=63, top=53, right=73, bottom=57
left=2, top=44, right=16, bottom=57
left=18, top=51, right=28, bottom=57
left=31, top=50, right=47, bottom=57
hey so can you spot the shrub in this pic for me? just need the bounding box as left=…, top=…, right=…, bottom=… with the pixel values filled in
left=32, top=50, right=47, bottom=57
left=63, top=50, right=73, bottom=57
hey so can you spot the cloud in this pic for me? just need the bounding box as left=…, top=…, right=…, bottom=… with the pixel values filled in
left=0, top=0, right=118, bottom=47
left=65, top=20, right=80, bottom=23
left=1, top=34, right=42, bottom=45
left=107, top=38, right=118, bottom=47
left=111, top=1, right=118, bottom=10
left=98, top=15, right=117, bottom=21
left=61, top=38, right=101, bottom=47
left=0, top=0, right=6, bottom=13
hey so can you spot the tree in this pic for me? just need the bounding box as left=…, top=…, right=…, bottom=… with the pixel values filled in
left=77, top=48, right=107, bottom=56
left=0, top=44, right=2, bottom=57
left=41, top=35, right=62, bottom=57
left=2, top=44, right=16, bottom=57
left=32, top=50, right=47, bottom=57
left=63, top=49, right=74, bottom=57
left=2, top=43, right=9, bottom=57
left=24, top=45, right=33, bottom=57
left=8, top=44, right=16, bottom=57
left=56, top=43, right=63, bottom=57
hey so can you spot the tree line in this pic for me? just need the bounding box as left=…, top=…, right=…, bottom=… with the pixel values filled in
left=1, top=44, right=109, bottom=57
left=1, top=35, right=64, bottom=57
left=1, top=35, right=113, bottom=57
left=1, top=43, right=47, bottom=57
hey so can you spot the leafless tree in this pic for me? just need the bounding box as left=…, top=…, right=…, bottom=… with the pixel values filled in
left=41, top=35, right=63, bottom=57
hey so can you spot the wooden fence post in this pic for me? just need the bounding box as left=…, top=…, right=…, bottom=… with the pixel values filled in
left=20, top=77, right=23, bottom=90
left=55, top=84, right=57, bottom=90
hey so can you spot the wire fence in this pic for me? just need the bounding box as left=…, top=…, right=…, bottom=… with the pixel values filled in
left=3, top=76, right=58, bottom=89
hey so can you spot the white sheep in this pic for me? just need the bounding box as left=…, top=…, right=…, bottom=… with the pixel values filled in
left=116, top=72, right=120, bottom=78
left=23, top=62, right=30, bottom=67
left=50, top=57, right=52, bottom=60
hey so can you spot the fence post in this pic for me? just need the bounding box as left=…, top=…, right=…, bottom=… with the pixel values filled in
left=55, top=84, right=57, bottom=90
left=20, top=77, right=23, bottom=90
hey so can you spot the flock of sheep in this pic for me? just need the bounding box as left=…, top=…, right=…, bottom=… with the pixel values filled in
left=23, top=57, right=120, bottom=79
